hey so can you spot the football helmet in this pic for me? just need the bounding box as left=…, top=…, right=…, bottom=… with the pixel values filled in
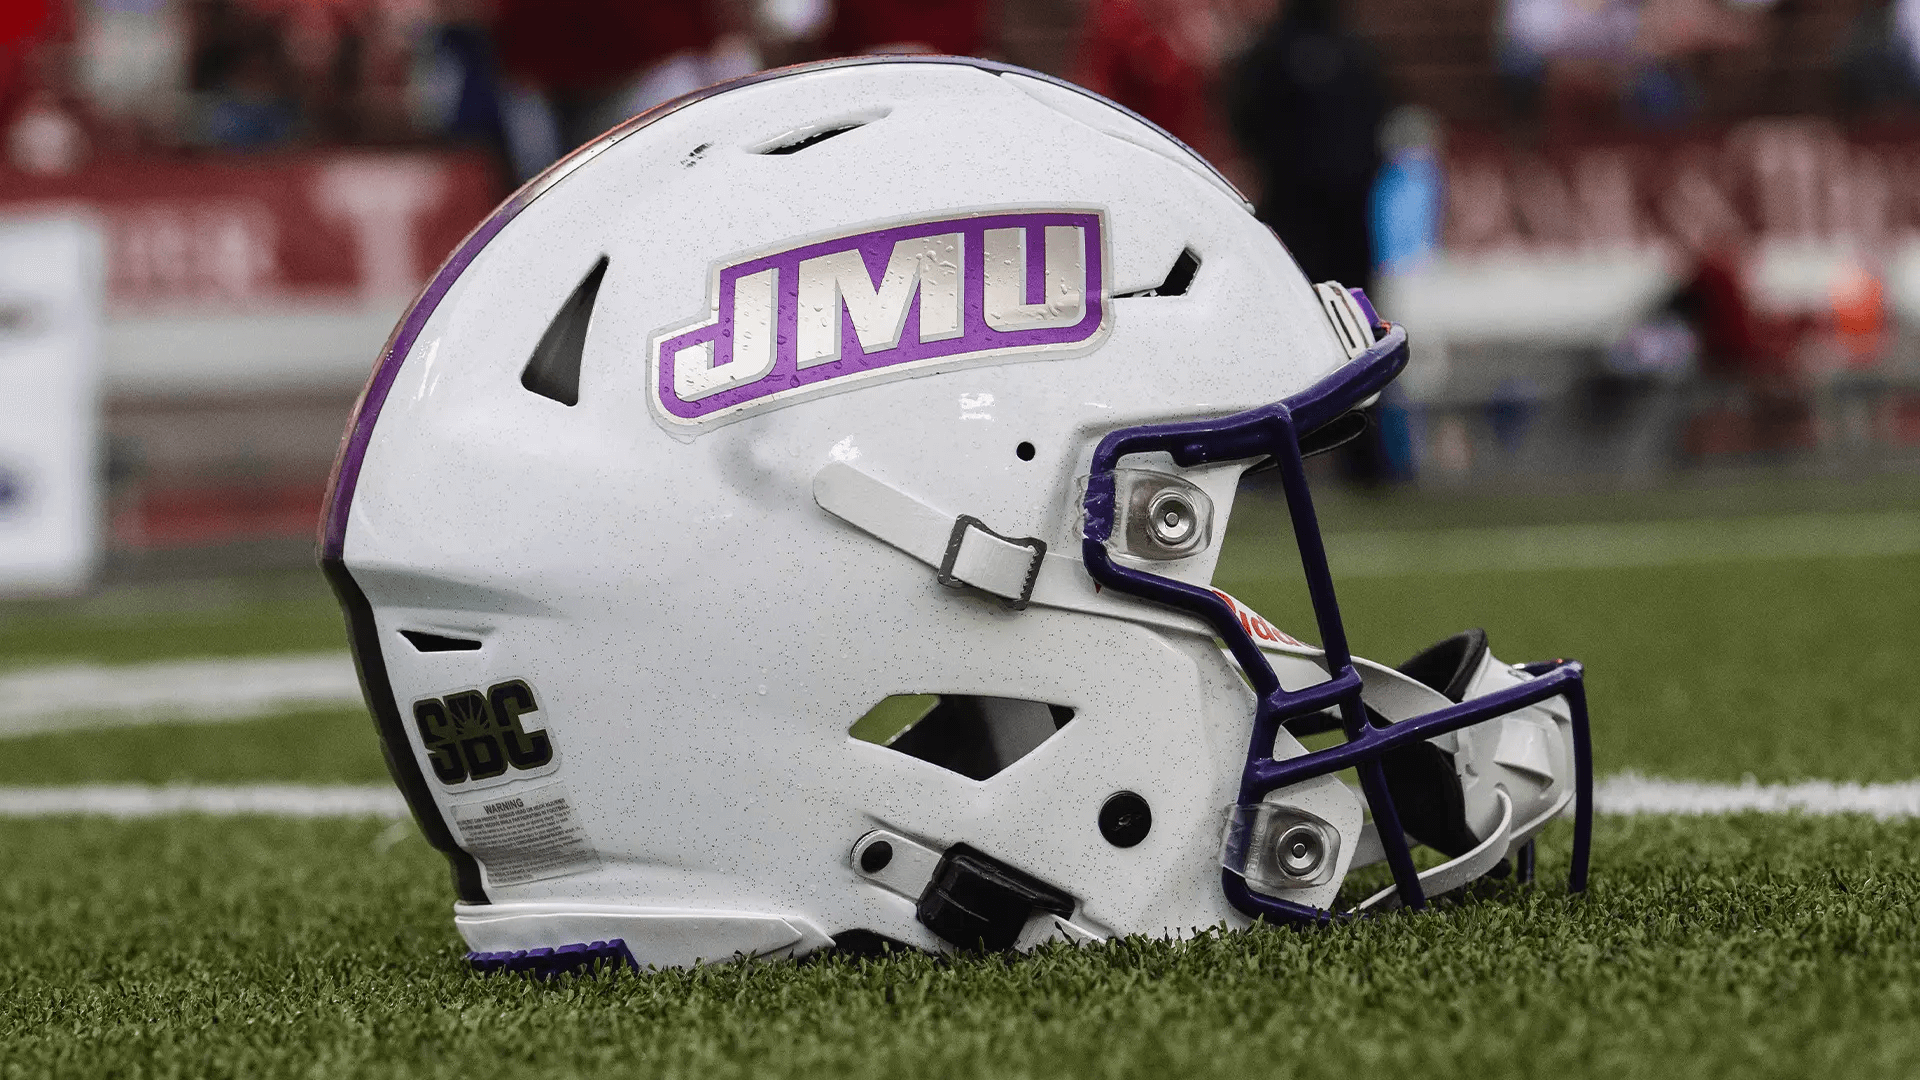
left=320, top=56, right=1591, bottom=974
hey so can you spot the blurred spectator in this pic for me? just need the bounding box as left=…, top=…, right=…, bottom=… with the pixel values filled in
left=1836, top=0, right=1920, bottom=114
left=1, top=0, right=91, bottom=174
left=1231, top=0, right=1393, bottom=485
left=822, top=0, right=995, bottom=56
left=1369, top=105, right=1441, bottom=277
left=492, top=0, right=757, bottom=181
left=1229, top=0, right=1385, bottom=292
left=0, top=0, right=59, bottom=121
left=410, top=4, right=508, bottom=146
left=1673, top=246, right=1820, bottom=453
left=1497, top=0, right=1760, bottom=131
left=1074, top=0, right=1213, bottom=154
left=189, top=0, right=300, bottom=148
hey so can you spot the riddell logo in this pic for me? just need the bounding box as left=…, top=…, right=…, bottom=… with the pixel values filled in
left=649, top=209, right=1109, bottom=428
left=1210, top=588, right=1308, bottom=650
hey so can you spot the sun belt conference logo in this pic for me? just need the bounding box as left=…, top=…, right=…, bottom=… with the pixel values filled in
left=649, top=208, right=1109, bottom=429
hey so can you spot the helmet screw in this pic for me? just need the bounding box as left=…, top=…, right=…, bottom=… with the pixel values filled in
left=1276, top=823, right=1326, bottom=878
left=1099, top=791, right=1152, bottom=847
left=859, top=840, right=893, bottom=874
left=1146, top=490, right=1197, bottom=549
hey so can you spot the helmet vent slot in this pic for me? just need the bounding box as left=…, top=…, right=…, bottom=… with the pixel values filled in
left=400, top=630, right=482, bottom=653
left=1115, top=248, right=1199, bottom=298
left=752, top=110, right=888, bottom=156
left=520, top=255, right=608, bottom=407
left=850, top=694, right=1072, bottom=781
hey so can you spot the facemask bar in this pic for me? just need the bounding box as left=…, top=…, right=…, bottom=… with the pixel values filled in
left=1080, top=321, right=1593, bottom=923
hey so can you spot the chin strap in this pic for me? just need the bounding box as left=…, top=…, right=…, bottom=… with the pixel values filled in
left=1356, top=789, right=1514, bottom=912
left=851, top=828, right=1108, bottom=948
left=813, top=464, right=1336, bottom=682
left=814, top=462, right=1048, bottom=607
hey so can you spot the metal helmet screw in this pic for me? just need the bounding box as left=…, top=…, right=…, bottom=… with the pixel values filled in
left=1146, top=489, right=1197, bottom=548
left=1277, top=823, right=1325, bottom=878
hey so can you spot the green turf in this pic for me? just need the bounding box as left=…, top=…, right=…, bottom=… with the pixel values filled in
left=4, top=546, right=1915, bottom=788
left=7, top=710, right=390, bottom=787
left=4, top=492, right=1920, bottom=1077
left=1213, top=549, right=1920, bottom=785
left=0, top=570, right=345, bottom=671
left=1272, top=467, right=1920, bottom=533
left=1, top=814, right=1917, bottom=1079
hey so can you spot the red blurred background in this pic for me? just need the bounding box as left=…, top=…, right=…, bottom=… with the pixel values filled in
left=3, top=0, right=1917, bottom=566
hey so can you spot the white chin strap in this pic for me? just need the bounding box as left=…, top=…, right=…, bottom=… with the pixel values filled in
left=1348, top=773, right=1576, bottom=912
left=1356, top=790, right=1514, bottom=912
left=813, top=461, right=1049, bottom=606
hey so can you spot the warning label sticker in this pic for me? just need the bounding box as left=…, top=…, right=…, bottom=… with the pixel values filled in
left=450, top=782, right=599, bottom=887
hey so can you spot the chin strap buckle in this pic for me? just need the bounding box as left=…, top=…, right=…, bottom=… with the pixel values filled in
left=814, top=462, right=1047, bottom=609
left=915, top=844, right=1075, bottom=951
left=937, top=516, right=1046, bottom=609
left=851, top=829, right=1099, bottom=951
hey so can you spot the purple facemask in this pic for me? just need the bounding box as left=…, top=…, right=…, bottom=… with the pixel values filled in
left=1079, top=314, right=1594, bottom=922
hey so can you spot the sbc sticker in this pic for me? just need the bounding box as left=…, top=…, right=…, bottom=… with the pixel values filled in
left=412, top=679, right=557, bottom=788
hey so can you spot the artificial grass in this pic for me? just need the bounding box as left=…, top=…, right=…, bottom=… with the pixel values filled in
left=3, top=549, right=1915, bottom=788
left=2, top=814, right=1916, bottom=1079
left=0, top=570, right=346, bottom=671
left=1224, top=550, right=1920, bottom=785
left=3, top=493, right=1918, bottom=1078
left=6, top=709, right=390, bottom=787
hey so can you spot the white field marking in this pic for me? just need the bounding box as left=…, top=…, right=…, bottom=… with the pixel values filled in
left=0, top=784, right=407, bottom=818
left=1594, top=772, right=1920, bottom=820
left=1276, top=510, right=1920, bottom=579
left=1, top=776, right=1916, bottom=820
left=0, top=653, right=362, bottom=737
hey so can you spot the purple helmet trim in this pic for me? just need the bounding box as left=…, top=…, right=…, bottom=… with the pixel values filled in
left=1080, top=323, right=1593, bottom=923
left=1347, top=287, right=1382, bottom=334
left=318, top=54, right=1242, bottom=561
left=468, top=938, right=637, bottom=979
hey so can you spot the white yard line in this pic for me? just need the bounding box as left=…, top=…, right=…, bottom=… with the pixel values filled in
left=3, top=510, right=1914, bottom=735
left=0, top=776, right=1916, bottom=820
left=0, top=654, right=362, bottom=737
left=1594, top=772, right=1920, bottom=820
left=1309, top=510, right=1920, bottom=578
left=0, top=784, right=407, bottom=818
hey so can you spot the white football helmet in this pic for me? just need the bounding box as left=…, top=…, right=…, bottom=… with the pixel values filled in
left=320, top=56, right=1592, bottom=975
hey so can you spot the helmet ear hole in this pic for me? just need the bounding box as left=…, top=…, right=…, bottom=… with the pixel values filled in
left=849, top=695, right=1071, bottom=781
left=1298, top=410, right=1369, bottom=458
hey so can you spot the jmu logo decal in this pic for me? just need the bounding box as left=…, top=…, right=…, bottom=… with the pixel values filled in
left=649, top=209, right=1110, bottom=429
left=413, top=679, right=557, bottom=787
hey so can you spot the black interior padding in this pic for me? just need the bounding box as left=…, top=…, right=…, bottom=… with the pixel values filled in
left=883, top=696, right=1067, bottom=781
left=520, top=256, right=607, bottom=407
left=887, top=697, right=999, bottom=780
left=1377, top=629, right=1494, bottom=858
left=1397, top=629, right=1490, bottom=703
left=1379, top=739, right=1482, bottom=857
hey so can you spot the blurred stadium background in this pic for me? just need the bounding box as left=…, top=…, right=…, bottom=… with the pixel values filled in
left=7, top=6, right=1920, bottom=1074
left=3, top=0, right=1920, bottom=593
